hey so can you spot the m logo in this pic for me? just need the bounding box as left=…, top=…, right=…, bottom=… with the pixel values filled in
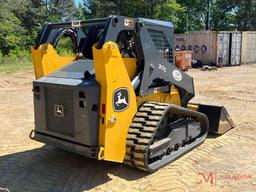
left=113, top=88, right=129, bottom=112
left=196, top=172, right=215, bottom=185
left=54, top=105, right=64, bottom=117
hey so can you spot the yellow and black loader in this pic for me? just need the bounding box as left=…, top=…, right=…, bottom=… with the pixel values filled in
left=30, top=16, right=234, bottom=172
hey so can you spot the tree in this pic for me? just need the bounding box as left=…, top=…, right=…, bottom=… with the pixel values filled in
left=0, top=0, right=26, bottom=54
left=156, top=0, right=186, bottom=33
left=236, top=0, right=256, bottom=30
left=19, top=0, right=46, bottom=47
left=83, top=0, right=186, bottom=32
left=83, top=0, right=122, bottom=17
left=75, top=3, right=87, bottom=19
left=0, top=0, right=255, bottom=58
left=177, top=0, right=210, bottom=31
left=211, top=0, right=237, bottom=31
left=45, top=0, right=77, bottom=21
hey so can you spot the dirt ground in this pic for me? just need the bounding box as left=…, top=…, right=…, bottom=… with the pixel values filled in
left=0, top=65, right=255, bottom=192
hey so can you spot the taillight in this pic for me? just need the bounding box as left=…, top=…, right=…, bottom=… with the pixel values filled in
left=101, top=104, right=106, bottom=114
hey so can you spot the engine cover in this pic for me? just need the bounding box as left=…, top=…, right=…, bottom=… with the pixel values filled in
left=33, top=61, right=100, bottom=147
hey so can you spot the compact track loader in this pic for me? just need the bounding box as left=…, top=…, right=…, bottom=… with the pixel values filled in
left=30, top=16, right=234, bottom=172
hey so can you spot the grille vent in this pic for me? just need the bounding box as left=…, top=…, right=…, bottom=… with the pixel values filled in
left=148, top=28, right=173, bottom=63
left=45, top=88, right=75, bottom=137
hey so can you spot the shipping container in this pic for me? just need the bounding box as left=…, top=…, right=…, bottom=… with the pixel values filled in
left=241, top=31, right=256, bottom=64
left=175, top=31, right=218, bottom=65
left=217, top=32, right=230, bottom=66
left=230, top=32, right=242, bottom=66
left=175, top=31, right=242, bottom=66
left=217, top=31, right=242, bottom=66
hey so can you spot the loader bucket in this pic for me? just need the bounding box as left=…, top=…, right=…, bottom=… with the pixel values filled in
left=191, top=104, right=235, bottom=134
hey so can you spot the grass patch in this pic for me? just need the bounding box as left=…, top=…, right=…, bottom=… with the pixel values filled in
left=0, top=50, right=33, bottom=74
left=0, top=60, right=32, bottom=74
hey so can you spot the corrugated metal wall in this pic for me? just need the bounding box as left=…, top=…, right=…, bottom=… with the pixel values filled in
left=217, top=32, right=230, bottom=66
left=175, top=31, right=218, bottom=65
left=175, top=31, right=244, bottom=66
left=217, top=32, right=242, bottom=66
left=230, top=32, right=242, bottom=66
left=241, top=32, right=256, bottom=64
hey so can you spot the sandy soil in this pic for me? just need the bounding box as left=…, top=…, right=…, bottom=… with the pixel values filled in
left=0, top=65, right=255, bottom=192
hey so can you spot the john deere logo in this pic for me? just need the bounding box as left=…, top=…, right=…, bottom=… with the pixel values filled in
left=113, top=88, right=129, bottom=112
left=54, top=105, right=64, bottom=117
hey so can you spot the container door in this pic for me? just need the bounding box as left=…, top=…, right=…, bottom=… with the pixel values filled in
left=230, top=32, right=241, bottom=66
left=241, top=32, right=249, bottom=64
left=251, top=32, right=256, bottom=64
left=217, top=32, right=230, bottom=66
left=241, top=31, right=256, bottom=64
left=248, top=32, right=256, bottom=64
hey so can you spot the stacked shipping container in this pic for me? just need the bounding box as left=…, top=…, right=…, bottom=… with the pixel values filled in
left=175, top=31, right=255, bottom=66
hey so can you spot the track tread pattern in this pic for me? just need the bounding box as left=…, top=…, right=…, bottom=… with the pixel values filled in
left=124, top=102, right=169, bottom=171
left=124, top=101, right=209, bottom=172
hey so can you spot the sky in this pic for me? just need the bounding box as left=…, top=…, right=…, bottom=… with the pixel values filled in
left=75, top=0, right=83, bottom=6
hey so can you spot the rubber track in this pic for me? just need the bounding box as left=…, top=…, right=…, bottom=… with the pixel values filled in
left=124, top=102, right=169, bottom=171
left=124, top=101, right=210, bottom=172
